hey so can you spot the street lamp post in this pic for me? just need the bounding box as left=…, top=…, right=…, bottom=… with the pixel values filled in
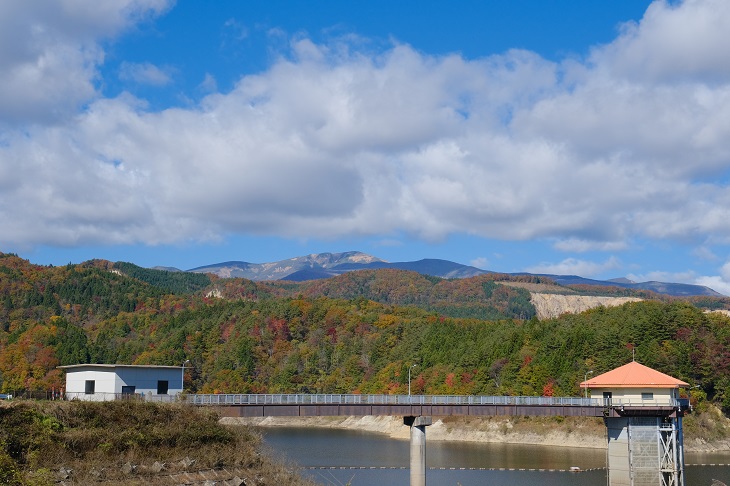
left=408, top=364, right=417, bottom=396
left=584, top=370, right=593, bottom=398
left=181, top=359, right=190, bottom=394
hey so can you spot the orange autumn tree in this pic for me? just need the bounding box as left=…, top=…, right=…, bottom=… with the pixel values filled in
left=0, top=321, right=63, bottom=392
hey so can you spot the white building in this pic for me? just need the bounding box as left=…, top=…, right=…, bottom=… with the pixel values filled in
left=59, top=364, right=184, bottom=401
left=580, top=361, right=690, bottom=486
left=580, top=360, right=688, bottom=406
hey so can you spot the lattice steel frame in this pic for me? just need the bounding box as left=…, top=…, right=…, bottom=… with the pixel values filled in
left=658, top=417, right=684, bottom=486
left=620, top=416, right=685, bottom=486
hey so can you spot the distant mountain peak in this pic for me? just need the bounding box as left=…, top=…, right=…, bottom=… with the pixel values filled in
left=151, top=266, right=182, bottom=273
left=608, top=277, right=636, bottom=284
left=185, top=251, right=724, bottom=297
left=188, top=251, right=387, bottom=281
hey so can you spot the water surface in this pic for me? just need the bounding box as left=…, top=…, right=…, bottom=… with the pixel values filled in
left=260, top=426, right=730, bottom=486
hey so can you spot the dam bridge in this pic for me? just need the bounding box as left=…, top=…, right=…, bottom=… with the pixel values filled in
left=58, top=361, right=691, bottom=485
left=187, top=392, right=687, bottom=419
left=188, top=392, right=690, bottom=486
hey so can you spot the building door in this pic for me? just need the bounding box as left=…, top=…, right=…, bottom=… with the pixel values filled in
left=603, top=391, right=613, bottom=406
left=157, top=380, right=168, bottom=395
left=121, top=386, right=136, bottom=395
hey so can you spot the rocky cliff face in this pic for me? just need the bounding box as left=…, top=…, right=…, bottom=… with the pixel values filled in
left=530, top=293, right=643, bottom=319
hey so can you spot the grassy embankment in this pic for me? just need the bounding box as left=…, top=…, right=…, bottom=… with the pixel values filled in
left=0, top=400, right=316, bottom=485
left=683, top=403, right=730, bottom=451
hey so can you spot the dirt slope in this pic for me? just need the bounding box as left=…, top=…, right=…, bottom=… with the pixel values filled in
left=530, top=293, right=643, bottom=319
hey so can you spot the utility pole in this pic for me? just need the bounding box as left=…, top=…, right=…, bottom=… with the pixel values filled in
left=409, top=364, right=417, bottom=396
left=181, top=359, right=190, bottom=394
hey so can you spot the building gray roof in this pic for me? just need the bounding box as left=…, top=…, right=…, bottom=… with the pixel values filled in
left=57, top=364, right=183, bottom=370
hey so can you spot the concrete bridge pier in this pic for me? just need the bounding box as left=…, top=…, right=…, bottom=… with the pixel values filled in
left=605, top=414, right=685, bottom=486
left=404, top=415, right=432, bottom=486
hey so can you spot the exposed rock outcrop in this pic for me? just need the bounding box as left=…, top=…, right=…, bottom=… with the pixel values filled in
left=530, top=293, right=642, bottom=319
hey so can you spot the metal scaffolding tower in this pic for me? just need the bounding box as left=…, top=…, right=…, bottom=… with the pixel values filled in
left=606, top=415, right=685, bottom=486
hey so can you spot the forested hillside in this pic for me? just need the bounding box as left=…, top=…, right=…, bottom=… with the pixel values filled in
left=2, top=252, right=730, bottom=413
left=112, top=261, right=212, bottom=294
left=296, top=269, right=537, bottom=320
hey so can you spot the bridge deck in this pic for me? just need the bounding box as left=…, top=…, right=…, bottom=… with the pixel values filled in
left=187, top=394, right=688, bottom=418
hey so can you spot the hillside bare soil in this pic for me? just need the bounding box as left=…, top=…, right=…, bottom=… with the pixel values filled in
left=529, top=293, right=643, bottom=319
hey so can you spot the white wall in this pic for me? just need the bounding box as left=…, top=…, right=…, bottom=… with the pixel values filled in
left=64, top=366, right=182, bottom=401
left=115, top=367, right=182, bottom=397
left=65, top=368, right=117, bottom=401
left=591, top=387, right=677, bottom=406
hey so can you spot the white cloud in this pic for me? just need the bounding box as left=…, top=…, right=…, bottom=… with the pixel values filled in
left=593, top=0, right=730, bottom=83
left=627, top=270, right=698, bottom=284
left=373, top=239, right=403, bottom=248
left=4, top=0, right=730, bottom=256
left=119, top=62, right=173, bottom=86
left=0, top=0, right=172, bottom=125
left=470, top=257, right=489, bottom=269
left=525, top=256, right=621, bottom=278
left=199, top=73, right=218, bottom=93
left=721, top=260, right=730, bottom=281
left=692, top=246, right=719, bottom=261
left=623, top=265, right=730, bottom=297
left=694, top=260, right=730, bottom=295
left=553, top=238, right=628, bottom=253
left=223, top=18, right=249, bottom=42
left=695, top=276, right=730, bottom=296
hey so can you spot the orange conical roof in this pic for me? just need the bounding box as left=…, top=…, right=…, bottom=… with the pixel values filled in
left=580, top=361, right=689, bottom=389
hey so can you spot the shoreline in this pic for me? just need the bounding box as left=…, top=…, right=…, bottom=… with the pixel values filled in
left=223, top=415, right=606, bottom=450
left=222, top=415, right=730, bottom=454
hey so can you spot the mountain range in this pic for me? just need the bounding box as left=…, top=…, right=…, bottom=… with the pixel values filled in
left=172, top=251, right=723, bottom=297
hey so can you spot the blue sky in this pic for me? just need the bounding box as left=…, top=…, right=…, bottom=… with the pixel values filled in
left=3, top=0, right=730, bottom=294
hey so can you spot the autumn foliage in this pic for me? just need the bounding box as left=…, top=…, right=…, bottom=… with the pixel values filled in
left=2, top=252, right=730, bottom=413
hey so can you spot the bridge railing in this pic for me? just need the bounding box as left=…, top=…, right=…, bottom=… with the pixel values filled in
left=185, top=393, right=688, bottom=409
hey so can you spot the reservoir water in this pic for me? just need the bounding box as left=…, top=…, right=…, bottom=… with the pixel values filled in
left=260, top=426, right=730, bottom=485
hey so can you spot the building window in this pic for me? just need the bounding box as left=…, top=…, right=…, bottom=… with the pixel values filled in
left=85, top=380, right=95, bottom=394
left=121, top=386, right=136, bottom=395
left=641, top=392, right=654, bottom=400
left=157, top=380, right=168, bottom=395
